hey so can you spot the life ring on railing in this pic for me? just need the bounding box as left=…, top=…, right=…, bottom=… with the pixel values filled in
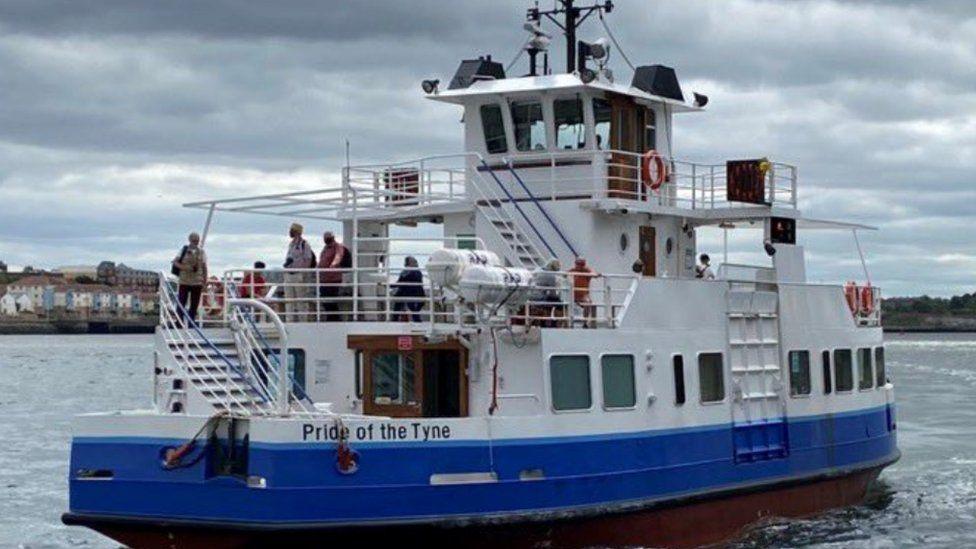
left=859, top=285, right=874, bottom=316
left=641, top=150, right=668, bottom=192
left=843, top=281, right=859, bottom=316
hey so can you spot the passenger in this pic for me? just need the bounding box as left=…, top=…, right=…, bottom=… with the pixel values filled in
left=240, top=261, right=267, bottom=299
left=696, top=253, right=716, bottom=280
left=568, top=257, right=601, bottom=327
left=171, top=232, right=207, bottom=324
left=534, top=259, right=565, bottom=327
left=318, top=231, right=349, bottom=322
left=283, top=223, right=316, bottom=322
left=392, top=256, right=425, bottom=322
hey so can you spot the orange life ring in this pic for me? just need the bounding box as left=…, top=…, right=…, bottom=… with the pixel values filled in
left=843, top=282, right=858, bottom=316
left=859, top=285, right=874, bottom=315
left=641, top=150, right=668, bottom=191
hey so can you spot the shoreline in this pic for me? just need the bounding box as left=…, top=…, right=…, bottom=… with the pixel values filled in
left=0, top=320, right=155, bottom=335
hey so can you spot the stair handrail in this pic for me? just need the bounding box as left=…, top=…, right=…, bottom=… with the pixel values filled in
left=158, top=275, right=273, bottom=414
left=502, top=159, right=579, bottom=258
left=224, top=281, right=315, bottom=408
left=226, top=297, right=293, bottom=415
left=477, top=158, right=558, bottom=260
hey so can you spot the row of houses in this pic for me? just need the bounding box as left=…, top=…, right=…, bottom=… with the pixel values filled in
left=0, top=275, right=158, bottom=318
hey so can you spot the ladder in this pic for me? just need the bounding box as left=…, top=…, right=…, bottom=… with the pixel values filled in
left=726, top=286, right=789, bottom=463
left=467, top=160, right=554, bottom=269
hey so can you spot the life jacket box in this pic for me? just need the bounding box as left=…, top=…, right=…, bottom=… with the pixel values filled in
left=427, top=248, right=500, bottom=288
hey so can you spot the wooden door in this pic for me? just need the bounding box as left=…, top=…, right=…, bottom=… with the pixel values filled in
left=639, top=226, right=657, bottom=277
left=608, top=95, right=641, bottom=199
left=363, top=349, right=423, bottom=417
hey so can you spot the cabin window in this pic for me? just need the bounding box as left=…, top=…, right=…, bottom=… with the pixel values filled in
left=858, top=347, right=873, bottom=390
left=822, top=350, right=832, bottom=394
left=834, top=349, right=854, bottom=392
left=593, top=98, right=611, bottom=149
left=644, top=108, right=657, bottom=151
left=371, top=352, right=418, bottom=406
left=511, top=100, right=546, bottom=151
left=550, top=355, right=592, bottom=411
left=698, top=353, right=725, bottom=403
left=554, top=98, right=585, bottom=149
left=601, top=354, right=635, bottom=409
left=259, top=348, right=306, bottom=394
left=480, top=104, right=508, bottom=154
left=788, top=350, right=811, bottom=396
left=673, top=355, right=686, bottom=405
left=875, top=347, right=886, bottom=387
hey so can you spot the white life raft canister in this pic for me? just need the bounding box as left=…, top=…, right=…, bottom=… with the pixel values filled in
left=427, top=248, right=501, bottom=288
left=458, top=265, right=534, bottom=307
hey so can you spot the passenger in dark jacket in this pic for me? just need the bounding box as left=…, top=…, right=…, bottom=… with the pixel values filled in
left=392, top=256, right=425, bottom=322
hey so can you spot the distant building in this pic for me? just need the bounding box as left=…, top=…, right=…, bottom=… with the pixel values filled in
left=8, top=275, right=65, bottom=314
left=97, top=261, right=158, bottom=288
left=1, top=292, right=34, bottom=315
left=0, top=261, right=7, bottom=273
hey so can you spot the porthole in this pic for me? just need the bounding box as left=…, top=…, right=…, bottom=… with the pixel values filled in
left=619, top=233, right=629, bottom=253
left=666, top=237, right=674, bottom=255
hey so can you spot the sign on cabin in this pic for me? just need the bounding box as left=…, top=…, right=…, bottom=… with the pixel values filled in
left=726, top=159, right=768, bottom=205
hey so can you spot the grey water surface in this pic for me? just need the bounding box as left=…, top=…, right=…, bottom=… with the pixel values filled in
left=0, top=333, right=974, bottom=548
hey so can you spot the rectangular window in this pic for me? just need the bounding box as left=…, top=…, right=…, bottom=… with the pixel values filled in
left=550, top=355, right=592, bottom=411
left=698, top=353, right=725, bottom=403
left=822, top=350, right=832, bottom=394
left=601, top=355, right=635, bottom=409
left=875, top=347, right=886, bottom=387
left=371, top=352, right=417, bottom=406
left=788, top=351, right=811, bottom=396
left=644, top=108, right=657, bottom=151
left=287, top=349, right=307, bottom=394
left=858, top=347, right=873, bottom=390
left=834, top=349, right=853, bottom=392
left=480, top=104, right=508, bottom=154
left=554, top=98, right=586, bottom=150
left=511, top=100, right=546, bottom=151
left=673, top=355, right=686, bottom=405
left=456, top=233, right=477, bottom=251
left=592, top=98, right=611, bottom=150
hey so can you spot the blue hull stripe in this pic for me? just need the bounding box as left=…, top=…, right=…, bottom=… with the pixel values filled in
left=68, top=406, right=898, bottom=524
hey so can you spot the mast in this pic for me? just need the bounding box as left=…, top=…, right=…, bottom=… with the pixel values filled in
left=527, top=0, right=613, bottom=74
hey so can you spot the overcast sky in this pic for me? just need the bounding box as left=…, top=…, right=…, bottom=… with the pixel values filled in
left=0, top=0, right=973, bottom=296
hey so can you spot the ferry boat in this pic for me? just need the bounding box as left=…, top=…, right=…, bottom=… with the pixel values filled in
left=63, top=2, right=898, bottom=547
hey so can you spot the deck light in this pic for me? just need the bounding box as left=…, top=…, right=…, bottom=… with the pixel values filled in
left=580, top=68, right=597, bottom=84
left=693, top=93, right=709, bottom=107
left=422, top=79, right=440, bottom=94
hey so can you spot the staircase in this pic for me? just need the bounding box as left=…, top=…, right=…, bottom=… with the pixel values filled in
left=468, top=161, right=554, bottom=269
left=726, top=286, right=790, bottom=463
left=158, top=276, right=311, bottom=416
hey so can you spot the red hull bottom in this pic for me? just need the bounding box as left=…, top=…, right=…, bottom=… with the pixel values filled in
left=66, top=466, right=884, bottom=549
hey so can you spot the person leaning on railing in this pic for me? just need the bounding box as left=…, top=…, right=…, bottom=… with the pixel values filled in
left=171, top=231, right=208, bottom=323
left=568, top=257, right=601, bottom=328
left=392, top=256, right=425, bottom=322
left=283, top=223, right=316, bottom=322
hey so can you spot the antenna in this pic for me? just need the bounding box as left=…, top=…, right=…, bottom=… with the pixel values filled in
left=526, top=0, right=614, bottom=74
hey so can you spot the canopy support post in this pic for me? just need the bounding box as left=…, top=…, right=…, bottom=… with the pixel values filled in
left=200, top=203, right=216, bottom=248
left=852, top=228, right=871, bottom=285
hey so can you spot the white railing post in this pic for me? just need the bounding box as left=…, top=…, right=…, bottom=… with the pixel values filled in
left=228, top=298, right=290, bottom=415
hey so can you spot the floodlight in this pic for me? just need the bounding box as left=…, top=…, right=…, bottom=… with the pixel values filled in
left=421, top=79, right=440, bottom=94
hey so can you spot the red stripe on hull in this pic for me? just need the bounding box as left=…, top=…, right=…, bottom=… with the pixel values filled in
left=68, top=466, right=884, bottom=549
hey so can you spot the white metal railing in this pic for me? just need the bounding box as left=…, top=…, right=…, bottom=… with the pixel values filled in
left=157, top=275, right=276, bottom=415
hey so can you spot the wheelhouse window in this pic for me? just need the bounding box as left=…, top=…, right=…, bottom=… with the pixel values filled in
left=788, top=351, right=811, bottom=396
left=511, top=100, right=546, bottom=151
left=858, top=347, right=873, bottom=390
left=592, top=98, right=611, bottom=149
left=550, top=355, right=591, bottom=411
left=673, top=355, right=686, bottom=405
left=601, top=354, right=635, bottom=409
left=875, top=347, right=886, bottom=387
left=644, top=108, right=657, bottom=151
left=834, top=349, right=854, bottom=392
left=480, top=104, right=508, bottom=154
left=822, top=350, right=832, bottom=394
left=554, top=98, right=585, bottom=150
left=698, top=353, right=725, bottom=403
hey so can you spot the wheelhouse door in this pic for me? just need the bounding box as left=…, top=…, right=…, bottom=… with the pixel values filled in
left=606, top=94, right=649, bottom=199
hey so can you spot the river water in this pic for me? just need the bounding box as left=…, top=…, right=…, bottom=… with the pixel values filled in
left=1, top=333, right=974, bottom=548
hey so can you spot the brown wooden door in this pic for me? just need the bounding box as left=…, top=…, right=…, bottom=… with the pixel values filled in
left=639, top=226, right=657, bottom=277
left=608, top=94, right=641, bottom=199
